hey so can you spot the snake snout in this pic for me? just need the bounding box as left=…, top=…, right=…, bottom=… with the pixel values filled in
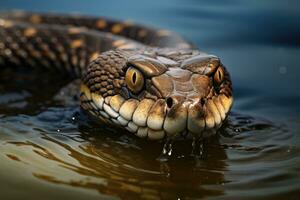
left=163, top=94, right=206, bottom=136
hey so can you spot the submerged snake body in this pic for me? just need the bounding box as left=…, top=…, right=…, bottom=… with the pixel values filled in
left=0, top=11, right=233, bottom=140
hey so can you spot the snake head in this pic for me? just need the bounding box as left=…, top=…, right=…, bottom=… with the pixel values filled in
left=80, top=49, right=233, bottom=140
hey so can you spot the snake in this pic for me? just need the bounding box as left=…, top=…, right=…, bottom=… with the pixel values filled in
left=0, top=11, right=233, bottom=140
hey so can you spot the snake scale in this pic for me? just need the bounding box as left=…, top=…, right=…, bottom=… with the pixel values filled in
left=0, top=11, right=233, bottom=140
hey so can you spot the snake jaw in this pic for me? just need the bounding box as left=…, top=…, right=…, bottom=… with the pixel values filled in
left=80, top=85, right=233, bottom=139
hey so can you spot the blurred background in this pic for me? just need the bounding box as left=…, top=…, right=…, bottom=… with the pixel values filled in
left=0, top=0, right=299, bottom=200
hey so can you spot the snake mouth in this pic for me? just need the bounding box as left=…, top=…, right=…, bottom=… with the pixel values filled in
left=80, top=84, right=233, bottom=140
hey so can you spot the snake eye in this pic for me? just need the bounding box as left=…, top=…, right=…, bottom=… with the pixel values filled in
left=125, top=67, right=144, bottom=94
left=214, top=67, right=224, bottom=85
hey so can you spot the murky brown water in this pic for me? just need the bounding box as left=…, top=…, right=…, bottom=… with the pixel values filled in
left=0, top=0, right=300, bottom=199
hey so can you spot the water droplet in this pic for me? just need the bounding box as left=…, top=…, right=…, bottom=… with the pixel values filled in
left=234, top=128, right=240, bottom=132
left=177, top=155, right=185, bottom=159
left=157, top=139, right=173, bottom=162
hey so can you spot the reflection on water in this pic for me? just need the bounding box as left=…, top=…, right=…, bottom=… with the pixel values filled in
left=0, top=0, right=300, bottom=199
left=2, top=104, right=296, bottom=199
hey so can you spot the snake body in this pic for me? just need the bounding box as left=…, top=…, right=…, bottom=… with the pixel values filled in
left=0, top=11, right=233, bottom=140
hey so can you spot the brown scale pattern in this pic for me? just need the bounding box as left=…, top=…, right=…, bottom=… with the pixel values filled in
left=83, top=50, right=130, bottom=97
left=0, top=21, right=133, bottom=77
left=218, top=65, right=233, bottom=97
left=1, top=11, right=193, bottom=49
left=0, top=24, right=81, bottom=73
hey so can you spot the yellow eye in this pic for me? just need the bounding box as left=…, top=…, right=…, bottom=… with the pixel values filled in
left=125, top=67, right=144, bottom=94
left=214, top=67, right=224, bottom=85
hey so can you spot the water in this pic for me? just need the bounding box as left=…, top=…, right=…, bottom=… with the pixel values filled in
left=0, top=0, right=299, bottom=199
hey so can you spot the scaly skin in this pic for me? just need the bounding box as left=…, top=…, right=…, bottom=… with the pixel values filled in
left=0, top=11, right=233, bottom=140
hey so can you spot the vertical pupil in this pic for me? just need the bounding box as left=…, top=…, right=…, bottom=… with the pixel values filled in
left=218, top=70, right=222, bottom=80
left=132, top=72, right=137, bottom=84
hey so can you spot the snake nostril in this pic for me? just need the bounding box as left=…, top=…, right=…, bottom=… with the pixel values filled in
left=166, top=97, right=174, bottom=109
left=200, top=97, right=206, bottom=106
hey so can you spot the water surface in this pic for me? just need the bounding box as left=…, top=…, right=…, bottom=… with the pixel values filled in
left=0, top=0, right=299, bottom=199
